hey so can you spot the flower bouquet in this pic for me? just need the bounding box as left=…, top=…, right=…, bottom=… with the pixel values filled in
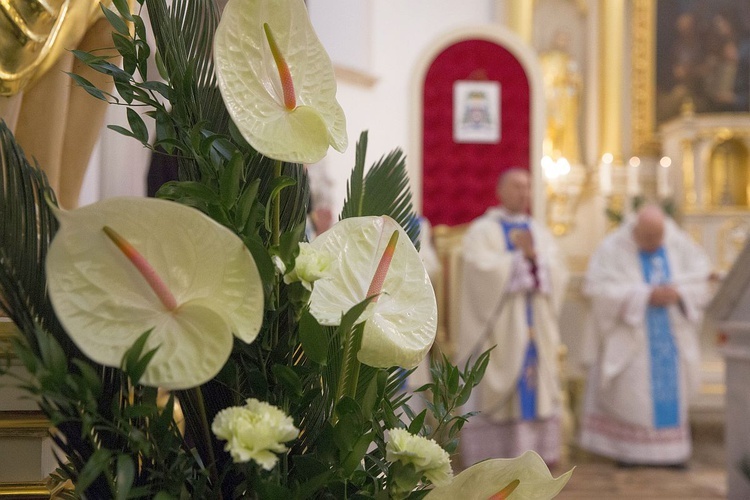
left=0, top=0, right=572, bottom=498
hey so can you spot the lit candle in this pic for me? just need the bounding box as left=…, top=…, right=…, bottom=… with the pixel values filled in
left=627, top=156, right=640, bottom=196
left=599, top=153, right=613, bottom=195
left=658, top=156, right=672, bottom=199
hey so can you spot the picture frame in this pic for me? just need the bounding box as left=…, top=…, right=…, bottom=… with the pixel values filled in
left=632, top=0, right=750, bottom=154
left=452, top=80, right=501, bottom=144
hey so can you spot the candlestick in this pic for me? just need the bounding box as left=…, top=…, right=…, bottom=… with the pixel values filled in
left=658, top=156, right=671, bottom=199
left=599, top=153, right=613, bottom=195
left=627, top=156, right=640, bottom=196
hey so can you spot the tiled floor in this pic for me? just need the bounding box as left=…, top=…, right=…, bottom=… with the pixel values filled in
left=553, top=420, right=727, bottom=499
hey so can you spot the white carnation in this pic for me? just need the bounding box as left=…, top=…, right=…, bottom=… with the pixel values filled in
left=283, top=242, right=334, bottom=290
left=386, top=428, right=453, bottom=487
left=212, top=398, right=299, bottom=470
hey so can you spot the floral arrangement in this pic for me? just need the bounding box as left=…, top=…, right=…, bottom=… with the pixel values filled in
left=0, top=0, right=572, bottom=498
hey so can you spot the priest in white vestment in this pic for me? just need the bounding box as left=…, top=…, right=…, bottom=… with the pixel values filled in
left=579, top=204, right=712, bottom=466
left=457, top=168, right=569, bottom=467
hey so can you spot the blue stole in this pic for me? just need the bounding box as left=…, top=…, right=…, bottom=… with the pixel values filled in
left=638, top=247, right=680, bottom=429
left=501, top=220, right=537, bottom=421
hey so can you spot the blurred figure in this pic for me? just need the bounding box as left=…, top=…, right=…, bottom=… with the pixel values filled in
left=579, top=204, right=712, bottom=467
left=457, top=168, right=569, bottom=467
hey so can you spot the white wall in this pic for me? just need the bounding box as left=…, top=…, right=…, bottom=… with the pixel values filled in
left=310, top=0, right=496, bottom=214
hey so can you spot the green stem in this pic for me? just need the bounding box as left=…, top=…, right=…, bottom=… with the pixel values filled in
left=273, top=160, right=282, bottom=246
left=333, top=323, right=364, bottom=423
left=194, top=387, right=221, bottom=498
left=271, top=159, right=282, bottom=349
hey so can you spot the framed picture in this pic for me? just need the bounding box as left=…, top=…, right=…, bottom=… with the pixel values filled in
left=452, top=80, right=501, bottom=144
left=633, top=0, right=750, bottom=153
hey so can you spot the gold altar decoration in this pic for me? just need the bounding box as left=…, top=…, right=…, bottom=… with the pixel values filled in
left=0, top=0, right=103, bottom=96
left=708, top=137, right=749, bottom=207
left=631, top=0, right=657, bottom=156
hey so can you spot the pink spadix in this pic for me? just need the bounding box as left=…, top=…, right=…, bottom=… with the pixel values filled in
left=366, top=230, right=399, bottom=302
left=264, top=23, right=296, bottom=111
left=103, top=226, right=178, bottom=311
left=488, top=479, right=520, bottom=500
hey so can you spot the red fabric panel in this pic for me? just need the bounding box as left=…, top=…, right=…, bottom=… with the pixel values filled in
left=422, top=39, right=531, bottom=226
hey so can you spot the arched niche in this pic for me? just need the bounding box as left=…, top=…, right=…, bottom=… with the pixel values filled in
left=410, top=26, right=545, bottom=225
left=708, top=137, right=750, bottom=207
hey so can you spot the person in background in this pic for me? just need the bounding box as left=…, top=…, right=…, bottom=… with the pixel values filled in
left=579, top=204, right=712, bottom=468
left=457, top=168, right=569, bottom=467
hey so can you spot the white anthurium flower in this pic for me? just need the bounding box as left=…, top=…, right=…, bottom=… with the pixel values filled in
left=424, top=450, right=574, bottom=500
left=308, top=216, right=437, bottom=369
left=45, top=197, right=264, bottom=390
left=214, top=0, right=347, bottom=164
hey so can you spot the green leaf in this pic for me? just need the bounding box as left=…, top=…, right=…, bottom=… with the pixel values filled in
left=408, top=409, right=428, bottom=435
left=263, top=175, right=297, bottom=232
left=272, top=364, right=303, bottom=398
left=156, top=181, right=219, bottom=205
left=115, top=455, right=135, bottom=500
left=126, top=108, right=149, bottom=144
left=66, top=73, right=107, bottom=101
left=278, top=220, right=306, bottom=264
left=76, top=448, right=112, bottom=494
left=234, top=179, right=260, bottom=231
left=107, top=124, right=137, bottom=139
left=341, top=432, right=373, bottom=476
left=140, top=80, right=172, bottom=99
left=121, top=330, right=160, bottom=385
left=100, top=5, right=130, bottom=36
left=219, top=152, right=243, bottom=208
left=37, top=328, right=68, bottom=378
left=360, top=372, right=381, bottom=421
left=111, top=0, right=133, bottom=21
left=243, top=235, right=275, bottom=295
left=299, top=309, right=328, bottom=365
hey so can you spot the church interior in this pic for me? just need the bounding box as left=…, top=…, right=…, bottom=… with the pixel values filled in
left=1, top=0, right=749, bottom=497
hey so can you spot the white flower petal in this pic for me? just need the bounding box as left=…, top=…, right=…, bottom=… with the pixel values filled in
left=214, top=0, right=347, bottom=163
left=309, top=216, right=437, bottom=368
left=46, top=197, right=264, bottom=387
left=424, top=450, right=574, bottom=500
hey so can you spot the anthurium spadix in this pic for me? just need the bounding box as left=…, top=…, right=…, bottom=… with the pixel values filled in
left=309, top=216, right=437, bottom=369
left=424, top=451, right=574, bottom=500
left=45, top=197, right=264, bottom=390
left=214, top=0, right=347, bottom=164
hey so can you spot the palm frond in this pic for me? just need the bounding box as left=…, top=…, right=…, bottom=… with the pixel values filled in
left=0, top=120, right=73, bottom=354
left=340, top=132, right=420, bottom=248
left=145, top=0, right=229, bottom=179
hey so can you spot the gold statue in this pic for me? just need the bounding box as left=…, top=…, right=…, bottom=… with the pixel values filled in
left=0, top=1, right=117, bottom=208
left=539, top=30, right=582, bottom=164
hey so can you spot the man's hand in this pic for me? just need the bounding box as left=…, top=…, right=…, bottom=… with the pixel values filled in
left=510, top=229, right=536, bottom=260
left=649, top=285, right=680, bottom=306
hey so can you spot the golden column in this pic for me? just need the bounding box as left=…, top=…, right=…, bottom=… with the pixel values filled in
left=598, top=0, right=625, bottom=161
left=505, top=0, right=535, bottom=44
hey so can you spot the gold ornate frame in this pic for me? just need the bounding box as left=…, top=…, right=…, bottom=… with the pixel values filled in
left=631, top=0, right=657, bottom=156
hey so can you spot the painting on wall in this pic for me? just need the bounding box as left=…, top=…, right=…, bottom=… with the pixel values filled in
left=656, top=0, right=750, bottom=124
left=452, top=80, right=501, bottom=144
